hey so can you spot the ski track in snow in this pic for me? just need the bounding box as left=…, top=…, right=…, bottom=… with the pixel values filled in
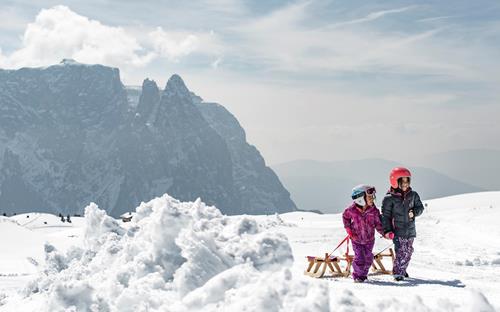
left=0, top=192, right=499, bottom=311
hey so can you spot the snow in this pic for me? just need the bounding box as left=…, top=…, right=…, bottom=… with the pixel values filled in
left=1, top=192, right=500, bottom=311
left=0, top=217, right=46, bottom=276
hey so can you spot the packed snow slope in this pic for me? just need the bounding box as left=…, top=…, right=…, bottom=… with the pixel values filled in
left=0, top=191, right=499, bottom=311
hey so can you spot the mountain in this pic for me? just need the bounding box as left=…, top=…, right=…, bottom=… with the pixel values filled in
left=414, top=149, right=500, bottom=191
left=0, top=59, right=296, bottom=216
left=194, top=98, right=296, bottom=214
left=273, top=158, right=484, bottom=213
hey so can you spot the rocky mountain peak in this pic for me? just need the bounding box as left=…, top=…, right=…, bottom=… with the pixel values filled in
left=135, top=78, right=160, bottom=123
left=164, top=74, right=190, bottom=98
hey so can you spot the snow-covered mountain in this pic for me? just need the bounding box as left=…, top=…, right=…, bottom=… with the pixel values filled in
left=0, top=191, right=498, bottom=311
left=0, top=60, right=296, bottom=216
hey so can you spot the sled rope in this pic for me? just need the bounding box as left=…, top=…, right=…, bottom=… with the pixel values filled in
left=373, top=243, right=394, bottom=258
left=327, top=235, right=349, bottom=258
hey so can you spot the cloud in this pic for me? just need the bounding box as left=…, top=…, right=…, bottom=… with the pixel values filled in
left=2, top=2, right=489, bottom=82
left=0, top=5, right=217, bottom=69
left=326, top=6, right=418, bottom=28
left=224, top=1, right=494, bottom=82
left=0, top=5, right=154, bottom=68
left=417, top=16, right=456, bottom=23
left=149, top=27, right=200, bottom=62
left=149, top=27, right=223, bottom=62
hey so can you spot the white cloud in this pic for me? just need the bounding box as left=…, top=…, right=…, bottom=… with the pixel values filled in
left=225, top=2, right=488, bottom=81
left=326, top=6, right=417, bottom=28
left=148, top=27, right=222, bottom=62
left=149, top=27, right=199, bottom=62
left=0, top=5, right=154, bottom=68
left=0, top=5, right=218, bottom=69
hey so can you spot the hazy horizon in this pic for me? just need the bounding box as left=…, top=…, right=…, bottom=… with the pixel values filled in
left=268, top=147, right=500, bottom=167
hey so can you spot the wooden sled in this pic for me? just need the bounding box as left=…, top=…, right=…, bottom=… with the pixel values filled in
left=371, top=248, right=395, bottom=275
left=304, top=252, right=354, bottom=278
left=305, top=247, right=395, bottom=278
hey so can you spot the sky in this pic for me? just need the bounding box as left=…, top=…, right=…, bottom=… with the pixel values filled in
left=0, top=0, right=499, bottom=165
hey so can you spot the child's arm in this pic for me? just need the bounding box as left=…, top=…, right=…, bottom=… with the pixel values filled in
left=381, top=196, right=394, bottom=234
left=342, top=209, right=352, bottom=230
left=342, top=209, right=355, bottom=239
left=374, top=209, right=385, bottom=236
left=413, top=192, right=425, bottom=217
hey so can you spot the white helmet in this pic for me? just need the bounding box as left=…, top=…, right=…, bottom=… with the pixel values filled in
left=351, top=184, right=376, bottom=207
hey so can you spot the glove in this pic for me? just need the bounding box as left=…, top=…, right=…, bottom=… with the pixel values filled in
left=384, top=232, right=395, bottom=240
left=409, top=209, right=415, bottom=220
left=345, top=228, right=357, bottom=240
left=345, top=228, right=353, bottom=238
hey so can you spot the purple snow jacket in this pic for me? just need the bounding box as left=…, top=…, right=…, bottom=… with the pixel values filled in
left=342, top=203, right=384, bottom=245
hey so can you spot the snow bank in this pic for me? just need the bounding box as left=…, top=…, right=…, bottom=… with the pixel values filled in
left=3, top=194, right=329, bottom=312
left=0, top=217, right=47, bottom=275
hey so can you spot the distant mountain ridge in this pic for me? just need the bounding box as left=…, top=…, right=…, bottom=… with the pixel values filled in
left=413, top=149, right=500, bottom=191
left=0, top=59, right=296, bottom=216
left=273, top=158, right=485, bottom=213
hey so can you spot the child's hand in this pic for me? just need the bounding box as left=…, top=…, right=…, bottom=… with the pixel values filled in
left=409, top=209, right=415, bottom=220
left=346, top=228, right=357, bottom=240
left=384, top=232, right=394, bottom=240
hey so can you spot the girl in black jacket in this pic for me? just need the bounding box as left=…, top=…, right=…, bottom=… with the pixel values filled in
left=381, top=167, right=425, bottom=281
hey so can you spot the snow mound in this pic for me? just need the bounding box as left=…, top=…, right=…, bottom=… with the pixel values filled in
left=6, top=194, right=328, bottom=312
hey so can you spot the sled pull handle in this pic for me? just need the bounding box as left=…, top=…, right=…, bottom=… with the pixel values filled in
left=328, top=235, right=349, bottom=258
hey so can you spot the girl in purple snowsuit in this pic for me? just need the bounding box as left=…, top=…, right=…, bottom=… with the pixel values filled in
left=342, top=184, right=386, bottom=282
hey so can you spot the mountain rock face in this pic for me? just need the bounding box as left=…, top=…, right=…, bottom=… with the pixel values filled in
left=0, top=60, right=296, bottom=216
left=194, top=98, right=296, bottom=214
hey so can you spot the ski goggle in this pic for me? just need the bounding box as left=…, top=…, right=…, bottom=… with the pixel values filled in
left=365, top=187, right=376, bottom=195
left=351, top=186, right=376, bottom=200
left=363, top=187, right=376, bottom=200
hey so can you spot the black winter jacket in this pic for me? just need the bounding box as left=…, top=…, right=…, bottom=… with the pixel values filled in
left=381, top=188, right=424, bottom=238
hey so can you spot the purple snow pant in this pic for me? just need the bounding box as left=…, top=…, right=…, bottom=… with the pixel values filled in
left=351, top=240, right=375, bottom=280
left=393, top=237, right=414, bottom=276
